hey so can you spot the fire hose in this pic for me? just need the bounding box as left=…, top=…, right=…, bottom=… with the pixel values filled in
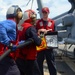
left=0, top=39, right=33, bottom=61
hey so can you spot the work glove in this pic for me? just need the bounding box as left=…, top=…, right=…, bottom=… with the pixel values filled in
left=11, top=45, right=17, bottom=51
left=8, top=43, right=17, bottom=51
left=19, top=40, right=25, bottom=44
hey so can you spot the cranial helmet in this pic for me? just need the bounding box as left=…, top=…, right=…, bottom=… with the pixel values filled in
left=22, top=9, right=37, bottom=23
left=42, top=7, right=50, bottom=13
left=6, top=5, right=22, bottom=19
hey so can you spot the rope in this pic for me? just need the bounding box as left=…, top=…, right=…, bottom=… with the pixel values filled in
left=31, top=0, right=34, bottom=9
left=25, top=0, right=34, bottom=9
left=26, top=0, right=32, bottom=6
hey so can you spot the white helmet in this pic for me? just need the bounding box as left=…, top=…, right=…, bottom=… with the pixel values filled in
left=6, top=5, right=22, bottom=19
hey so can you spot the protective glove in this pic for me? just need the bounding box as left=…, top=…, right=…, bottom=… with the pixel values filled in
left=19, top=40, right=25, bottom=44
left=8, top=43, right=17, bottom=51
left=11, top=45, right=17, bottom=51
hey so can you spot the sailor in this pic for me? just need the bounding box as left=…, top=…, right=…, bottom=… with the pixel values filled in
left=16, top=9, right=41, bottom=75
left=35, top=7, right=57, bottom=75
left=0, top=5, right=23, bottom=75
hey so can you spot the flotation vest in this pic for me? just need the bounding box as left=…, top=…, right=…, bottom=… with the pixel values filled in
left=36, top=18, right=55, bottom=31
left=18, top=23, right=37, bottom=60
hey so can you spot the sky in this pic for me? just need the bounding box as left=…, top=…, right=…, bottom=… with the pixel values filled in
left=0, top=0, right=71, bottom=21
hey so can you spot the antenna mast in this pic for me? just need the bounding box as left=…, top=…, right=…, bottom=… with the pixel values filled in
left=36, top=0, right=44, bottom=18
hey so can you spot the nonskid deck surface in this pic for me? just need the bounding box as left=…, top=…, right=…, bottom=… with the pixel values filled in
left=44, top=56, right=75, bottom=75
left=44, top=45, right=75, bottom=75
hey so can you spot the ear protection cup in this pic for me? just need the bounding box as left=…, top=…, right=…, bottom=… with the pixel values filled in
left=16, top=11, right=23, bottom=19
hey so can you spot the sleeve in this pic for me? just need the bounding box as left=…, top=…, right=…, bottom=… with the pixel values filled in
left=36, top=20, right=39, bottom=30
left=26, top=27, right=41, bottom=46
left=0, top=24, right=10, bottom=46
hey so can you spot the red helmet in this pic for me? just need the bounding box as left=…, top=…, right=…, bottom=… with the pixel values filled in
left=23, top=9, right=36, bottom=23
left=42, top=7, right=50, bottom=13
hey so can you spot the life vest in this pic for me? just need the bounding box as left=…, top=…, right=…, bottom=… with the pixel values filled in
left=18, top=23, right=37, bottom=60
left=36, top=18, right=55, bottom=31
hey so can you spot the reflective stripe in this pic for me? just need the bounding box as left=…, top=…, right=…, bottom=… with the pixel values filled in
left=18, top=26, right=23, bottom=31
left=39, top=21, right=52, bottom=27
left=39, top=22, right=43, bottom=26
left=48, top=22, right=52, bottom=26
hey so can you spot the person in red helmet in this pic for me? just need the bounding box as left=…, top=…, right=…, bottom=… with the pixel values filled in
left=35, top=7, right=57, bottom=75
left=16, top=9, right=41, bottom=75
left=0, top=5, right=23, bottom=75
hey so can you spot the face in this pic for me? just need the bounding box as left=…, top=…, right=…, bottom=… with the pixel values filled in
left=30, top=14, right=37, bottom=25
left=42, top=12, right=49, bottom=18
